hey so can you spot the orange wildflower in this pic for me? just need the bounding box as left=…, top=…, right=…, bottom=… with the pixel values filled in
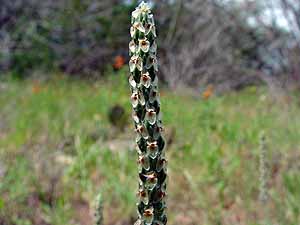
left=113, top=55, right=125, bottom=70
left=202, top=84, right=214, bottom=100
left=32, top=81, right=42, bottom=94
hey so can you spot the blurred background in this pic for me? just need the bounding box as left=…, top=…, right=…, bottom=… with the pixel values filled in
left=0, top=0, right=300, bottom=224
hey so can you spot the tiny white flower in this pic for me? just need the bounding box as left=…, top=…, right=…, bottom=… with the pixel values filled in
left=129, top=75, right=137, bottom=88
left=136, top=124, right=148, bottom=139
left=156, top=157, right=167, bottom=172
left=129, top=40, right=137, bottom=53
left=146, top=54, right=158, bottom=72
left=132, top=8, right=141, bottom=20
left=143, top=207, right=154, bottom=225
left=132, top=111, right=140, bottom=123
left=147, top=141, right=159, bottom=159
left=147, top=141, right=158, bottom=151
left=138, top=154, right=150, bottom=172
left=129, top=55, right=143, bottom=72
left=132, top=1, right=151, bottom=19
left=131, top=90, right=145, bottom=108
left=146, top=108, right=156, bottom=125
left=144, top=173, right=157, bottom=190
left=137, top=187, right=149, bottom=204
left=131, top=91, right=139, bottom=108
left=145, top=23, right=156, bottom=37
left=131, top=22, right=146, bottom=38
left=130, top=26, right=137, bottom=38
left=140, top=72, right=151, bottom=88
left=129, top=55, right=137, bottom=72
left=139, top=1, right=151, bottom=14
left=139, top=38, right=150, bottom=53
left=135, top=22, right=146, bottom=33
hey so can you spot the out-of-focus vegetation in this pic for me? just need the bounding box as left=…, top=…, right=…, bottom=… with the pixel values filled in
left=0, top=71, right=300, bottom=225
left=0, top=0, right=136, bottom=77
left=1, top=0, right=300, bottom=224
left=1, top=0, right=299, bottom=91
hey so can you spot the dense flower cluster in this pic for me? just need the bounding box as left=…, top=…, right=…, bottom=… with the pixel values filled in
left=129, top=2, right=167, bottom=225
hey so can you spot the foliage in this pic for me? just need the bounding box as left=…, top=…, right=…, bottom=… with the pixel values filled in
left=0, top=0, right=137, bottom=77
left=1, top=0, right=298, bottom=90
left=0, top=73, right=300, bottom=224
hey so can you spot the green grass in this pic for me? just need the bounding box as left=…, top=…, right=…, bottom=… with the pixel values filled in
left=0, top=71, right=300, bottom=225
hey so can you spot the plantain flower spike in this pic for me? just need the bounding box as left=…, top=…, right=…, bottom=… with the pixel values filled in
left=129, top=2, right=167, bottom=225
left=94, top=194, right=103, bottom=225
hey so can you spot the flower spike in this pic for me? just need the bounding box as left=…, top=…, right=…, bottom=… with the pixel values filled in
left=129, top=2, right=167, bottom=224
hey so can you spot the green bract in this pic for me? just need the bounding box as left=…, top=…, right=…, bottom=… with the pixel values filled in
left=129, top=2, right=167, bottom=225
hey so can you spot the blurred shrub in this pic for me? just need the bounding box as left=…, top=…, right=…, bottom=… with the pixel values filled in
left=1, top=0, right=298, bottom=90
left=0, top=0, right=137, bottom=77
left=154, top=0, right=298, bottom=91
